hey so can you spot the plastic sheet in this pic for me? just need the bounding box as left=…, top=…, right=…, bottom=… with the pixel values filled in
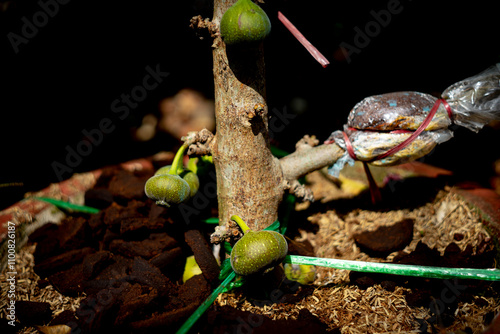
left=442, top=63, right=500, bottom=132
left=327, top=64, right=500, bottom=177
left=329, top=127, right=453, bottom=171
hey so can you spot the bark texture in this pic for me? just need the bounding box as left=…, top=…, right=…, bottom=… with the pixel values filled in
left=211, top=0, right=284, bottom=231
left=203, top=0, right=345, bottom=233
left=280, top=143, right=344, bottom=181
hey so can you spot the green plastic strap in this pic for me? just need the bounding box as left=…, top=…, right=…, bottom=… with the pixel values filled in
left=264, top=220, right=281, bottom=232
left=176, top=271, right=236, bottom=334
left=33, top=197, right=100, bottom=214
left=202, top=217, right=220, bottom=224
left=219, top=258, right=233, bottom=281
left=285, top=255, right=500, bottom=281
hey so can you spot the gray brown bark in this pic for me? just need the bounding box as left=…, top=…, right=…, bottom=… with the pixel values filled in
left=189, top=0, right=345, bottom=234
left=211, top=0, right=284, bottom=231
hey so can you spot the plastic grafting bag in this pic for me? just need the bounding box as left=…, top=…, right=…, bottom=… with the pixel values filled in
left=443, top=63, right=500, bottom=132
left=327, top=64, right=500, bottom=177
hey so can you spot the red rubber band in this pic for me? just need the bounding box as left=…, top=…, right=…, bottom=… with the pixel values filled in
left=342, top=130, right=357, bottom=160
left=341, top=99, right=453, bottom=162
left=441, top=99, right=453, bottom=119
left=339, top=98, right=452, bottom=204
left=373, top=98, right=450, bottom=161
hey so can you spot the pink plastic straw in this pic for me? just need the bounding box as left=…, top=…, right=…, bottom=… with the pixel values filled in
left=278, top=11, right=330, bottom=68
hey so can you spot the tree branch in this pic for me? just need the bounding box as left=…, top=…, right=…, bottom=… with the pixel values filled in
left=279, top=142, right=345, bottom=182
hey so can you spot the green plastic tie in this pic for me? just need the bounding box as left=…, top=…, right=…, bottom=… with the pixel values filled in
left=176, top=271, right=236, bottom=334
left=202, top=217, right=220, bottom=224
left=179, top=218, right=286, bottom=333
left=285, top=255, right=500, bottom=281
left=219, top=258, right=233, bottom=281
left=264, top=220, right=281, bottom=233
left=33, top=197, right=100, bottom=214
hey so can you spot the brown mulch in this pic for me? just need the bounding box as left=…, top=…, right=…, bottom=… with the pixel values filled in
left=1, top=166, right=499, bottom=334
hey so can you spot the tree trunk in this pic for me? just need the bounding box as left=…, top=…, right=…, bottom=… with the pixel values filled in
left=211, top=0, right=284, bottom=231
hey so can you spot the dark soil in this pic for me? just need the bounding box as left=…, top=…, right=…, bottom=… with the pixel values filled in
left=15, top=165, right=500, bottom=333
left=16, top=165, right=331, bottom=333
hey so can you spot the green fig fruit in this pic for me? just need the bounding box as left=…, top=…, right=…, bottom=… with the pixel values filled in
left=230, top=230, right=288, bottom=276
left=154, top=165, right=183, bottom=176
left=183, top=255, right=202, bottom=283
left=144, top=174, right=190, bottom=207
left=181, top=170, right=200, bottom=199
left=220, top=0, right=271, bottom=45
left=154, top=165, right=199, bottom=199
left=284, top=263, right=316, bottom=285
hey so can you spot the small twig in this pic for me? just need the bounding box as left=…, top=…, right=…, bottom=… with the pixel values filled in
left=210, top=219, right=242, bottom=244
left=286, top=179, right=314, bottom=202
left=280, top=142, right=345, bottom=182
left=295, top=134, right=319, bottom=151
left=189, top=15, right=218, bottom=39
left=182, top=129, right=215, bottom=157
left=0, top=182, right=23, bottom=188
left=279, top=142, right=345, bottom=203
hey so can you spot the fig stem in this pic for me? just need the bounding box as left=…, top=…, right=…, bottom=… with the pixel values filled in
left=231, top=215, right=251, bottom=234
left=169, top=144, right=188, bottom=175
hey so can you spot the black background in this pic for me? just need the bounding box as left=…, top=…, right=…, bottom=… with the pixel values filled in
left=1, top=0, right=499, bottom=209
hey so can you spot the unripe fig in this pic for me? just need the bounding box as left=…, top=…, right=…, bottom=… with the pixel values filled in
left=144, top=174, right=190, bottom=207
left=220, top=0, right=271, bottom=45
left=181, top=170, right=200, bottom=199
left=230, top=230, right=288, bottom=276
left=154, top=165, right=199, bottom=199
left=284, top=263, right=316, bottom=285
left=154, top=165, right=182, bottom=176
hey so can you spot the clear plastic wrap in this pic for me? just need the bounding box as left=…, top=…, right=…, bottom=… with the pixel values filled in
left=327, top=64, right=500, bottom=177
left=328, top=127, right=453, bottom=176
left=442, top=63, right=500, bottom=132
